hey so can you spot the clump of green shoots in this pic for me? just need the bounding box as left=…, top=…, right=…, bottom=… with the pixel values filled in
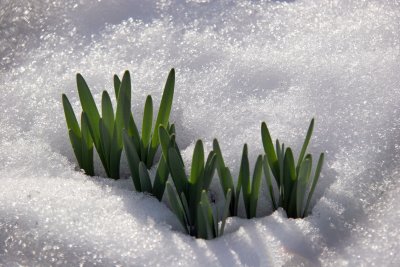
left=262, top=119, right=324, bottom=218
left=62, top=71, right=131, bottom=179
left=160, top=126, right=231, bottom=239
left=122, top=69, right=175, bottom=200
left=62, top=95, right=94, bottom=176
left=213, top=140, right=263, bottom=219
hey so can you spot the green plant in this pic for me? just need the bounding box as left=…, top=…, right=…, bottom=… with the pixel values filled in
left=122, top=124, right=175, bottom=201
left=160, top=126, right=231, bottom=239
left=62, top=96, right=94, bottom=175
left=213, top=140, right=263, bottom=219
left=62, top=71, right=131, bottom=179
left=261, top=118, right=324, bottom=218
left=123, top=69, right=175, bottom=169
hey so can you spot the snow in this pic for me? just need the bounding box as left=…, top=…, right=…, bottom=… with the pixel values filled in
left=1, top=0, right=399, bottom=265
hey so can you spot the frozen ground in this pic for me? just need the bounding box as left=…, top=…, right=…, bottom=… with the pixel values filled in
left=0, top=0, right=399, bottom=266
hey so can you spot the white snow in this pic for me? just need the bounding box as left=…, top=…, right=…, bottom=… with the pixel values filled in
left=1, top=0, right=399, bottom=266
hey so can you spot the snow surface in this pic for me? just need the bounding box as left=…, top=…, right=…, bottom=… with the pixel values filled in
left=1, top=0, right=399, bottom=266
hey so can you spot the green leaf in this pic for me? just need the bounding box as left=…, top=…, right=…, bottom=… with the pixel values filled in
left=261, top=122, right=279, bottom=179
left=200, top=191, right=214, bottom=239
left=115, top=71, right=131, bottom=149
left=222, top=167, right=237, bottom=216
left=239, top=144, right=251, bottom=218
left=81, top=112, right=93, bottom=149
left=109, top=124, right=122, bottom=179
left=287, top=181, right=298, bottom=218
left=152, top=157, right=169, bottom=201
left=196, top=201, right=207, bottom=239
left=76, top=73, right=101, bottom=146
left=203, top=152, right=217, bottom=190
left=62, top=94, right=81, bottom=138
left=180, top=192, right=192, bottom=228
left=167, top=147, right=187, bottom=196
left=275, top=139, right=281, bottom=186
left=279, top=142, right=285, bottom=206
left=81, top=113, right=94, bottom=176
left=99, top=118, right=111, bottom=169
left=213, top=139, right=226, bottom=177
left=128, top=113, right=141, bottom=150
left=189, top=140, right=205, bottom=186
left=142, top=95, right=153, bottom=147
left=297, top=118, right=314, bottom=170
left=151, top=68, right=175, bottom=151
left=101, top=91, right=114, bottom=137
left=283, top=148, right=296, bottom=210
left=296, top=155, right=312, bottom=217
left=219, top=188, right=232, bottom=236
left=123, top=130, right=141, bottom=191
left=139, top=162, right=153, bottom=193
left=166, top=182, right=189, bottom=234
left=249, top=155, right=263, bottom=218
left=263, top=156, right=277, bottom=210
left=68, top=129, right=83, bottom=168
left=303, top=153, right=324, bottom=217
left=158, top=125, right=171, bottom=161
left=213, top=139, right=235, bottom=209
left=113, top=74, right=121, bottom=100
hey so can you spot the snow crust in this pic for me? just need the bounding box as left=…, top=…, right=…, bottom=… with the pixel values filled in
left=1, top=0, right=399, bottom=265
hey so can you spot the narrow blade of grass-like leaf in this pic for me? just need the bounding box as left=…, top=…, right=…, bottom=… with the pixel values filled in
left=142, top=95, right=153, bottom=147
left=212, top=139, right=226, bottom=178
left=81, top=112, right=93, bottom=149
left=109, top=148, right=121, bottom=179
left=68, top=129, right=83, bottom=168
left=166, top=182, right=189, bottom=234
left=180, top=192, right=192, bottom=227
left=128, top=113, right=141, bottom=150
left=101, top=91, right=114, bottom=137
left=99, top=118, right=111, bottom=172
left=139, top=162, right=153, bottom=193
left=249, top=155, right=263, bottom=218
left=76, top=73, right=101, bottom=145
left=303, top=153, right=324, bottom=217
left=239, top=144, right=251, bottom=218
left=287, top=181, right=298, bottom=218
left=196, top=201, right=207, bottom=239
left=81, top=113, right=94, bottom=175
left=275, top=139, right=281, bottom=186
left=219, top=188, right=232, bottom=236
left=261, top=122, right=279, bottom=178
left=152, top=157, right=169, bottom=201
left=158, top=125, right=170, bottom=161
left=123, top=130, right=141, bottom=191
left=168, top=147, right=187, bottom=196
left=62, top=94, right=81, bottom=138
left=200, top=191, right=214, bottom=239
left=213, top=139, right=235, bottom=214
left=296, top=155, right=312, bottom=217
left=151, top=68, right=175, bottom=152
left=263, top=156, right=277, bottom=210
left=109, top=124, right=122, bottom=179
left=115, top=71, right=131, bottom=149
left=283, top=148, right=296, bottom=210
left=203, top=152, right=217, bottom=189
left=222, top=167, right=237, bottom=216
left=296, top=118, right=314, bottom=171
left=189, top=140, right=205, bottom=185
left=113, top=74, right=121, bottom=100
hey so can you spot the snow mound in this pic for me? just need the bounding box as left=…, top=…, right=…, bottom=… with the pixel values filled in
left=1, top=0, right=399, bottom=265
